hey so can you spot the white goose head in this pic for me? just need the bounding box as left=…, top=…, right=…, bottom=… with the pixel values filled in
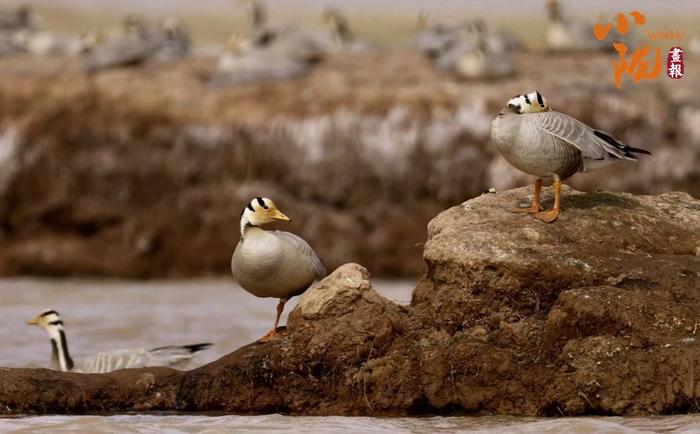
left=27, top=309, right=64, bottom=337
left=27, top=309, right=74, bottom=371
left=506, top=91, right=551, bottom=114
left=239, top=197, right=291, bottom=237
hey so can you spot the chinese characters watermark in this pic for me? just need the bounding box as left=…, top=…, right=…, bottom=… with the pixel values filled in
left=593, top=11, right=663, bottom=89
left=667, top=47, right=684, bottom=79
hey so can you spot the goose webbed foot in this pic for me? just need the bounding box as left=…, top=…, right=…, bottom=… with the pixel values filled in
left=258, top=299, right=288, bottom=343
left=533, top=179, right=561, bottom=223
left=534, top=208, right=560, bottom=223
left=258, top=326, right=288, bottom=343
left=511, top=204, right=542, bottom=214
left=512, top=177, right=543, bottom=215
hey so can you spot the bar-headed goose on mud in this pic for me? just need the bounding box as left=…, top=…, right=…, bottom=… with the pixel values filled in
left=231, top=197, right=325, bottom=342
left=27, top=309, right=212, bottom=373
left=490, top=91, right=651, bottom=223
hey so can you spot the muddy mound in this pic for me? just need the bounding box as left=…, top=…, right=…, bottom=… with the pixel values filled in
left=2, top=188, right=699, bottom=416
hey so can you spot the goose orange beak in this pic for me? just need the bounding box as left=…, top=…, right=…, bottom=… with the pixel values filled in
left=271, top=210, right=291, bottom=222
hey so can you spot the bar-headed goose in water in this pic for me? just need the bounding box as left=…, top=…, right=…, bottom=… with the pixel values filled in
left=27, top=309, right=212, bottom=373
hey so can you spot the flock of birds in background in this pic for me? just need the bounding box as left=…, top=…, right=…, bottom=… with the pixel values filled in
left=3, top=0, right=658, bottom=373
left=0, top=0, right=698, bottom=84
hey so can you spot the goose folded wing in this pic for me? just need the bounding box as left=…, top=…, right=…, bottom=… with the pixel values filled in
left=274, top=230, right=326, bottom=280
left=76, top=349, right=151, bottom=373
left=532, top=111, right=634, bottom=161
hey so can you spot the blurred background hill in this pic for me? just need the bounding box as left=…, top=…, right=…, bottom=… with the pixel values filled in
left=0, top=0, right=698, bottom=278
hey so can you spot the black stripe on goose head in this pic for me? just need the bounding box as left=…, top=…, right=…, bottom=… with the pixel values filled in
left=536, top=91, right=544, bottom=108
left=40, top=310, right=59, bottom=318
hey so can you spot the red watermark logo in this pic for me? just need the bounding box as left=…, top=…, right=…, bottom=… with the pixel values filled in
left=667, top=47, right=684, bottom=79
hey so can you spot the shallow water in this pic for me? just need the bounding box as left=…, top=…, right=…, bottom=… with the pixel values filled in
left=3, top=414, right=700, bottom=434
left=2, top=278, right=700, bottom=433
left=0, top=278, right=413, bottom=368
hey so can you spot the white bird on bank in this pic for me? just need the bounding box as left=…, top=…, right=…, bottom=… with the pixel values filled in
left=212, top=0, right=325, bottom=86
left=415, top=13, right=469, bottom=68
left=455, top=32, right=515, bottom=79
left=490, top=91, right=651, bottom=222
left=211, top=32, right=319, bottom=86
left=545, top=0, right=605, bottom=51
left=464, top=18, right=525, bottom=54
left=81, top=15, right=190, bottom=71
left=322, top=6, right=374, bottom=52
left=416, top=14, right=517, bottom=79
left=27, top=309, right=212, bottom=373
left=231, top=197, right=325, bottom=342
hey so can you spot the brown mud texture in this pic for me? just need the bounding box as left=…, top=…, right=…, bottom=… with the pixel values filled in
left=2, top=187, right=699, bottom=416
left=0, top=51, right=699, bottom=278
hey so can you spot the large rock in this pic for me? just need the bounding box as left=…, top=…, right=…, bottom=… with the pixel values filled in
left=0, top=51, right=697, bottom=277
left=1, top=188, right=699, bottom=416
left=413, top=187, right=700, bottom=415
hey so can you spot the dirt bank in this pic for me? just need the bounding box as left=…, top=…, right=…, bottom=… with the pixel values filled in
left=1, top=187, right=699, bottom=416
left=0, top=52, right=698, bottom=277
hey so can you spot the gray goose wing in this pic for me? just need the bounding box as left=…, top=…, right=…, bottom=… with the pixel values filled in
left=75, top=343, right=212, bottom=373
left=274, top=231, right=326, bottom=280
left=532, top=111, right=639, bottom=162
left=74, top=348, right=152, bottom=373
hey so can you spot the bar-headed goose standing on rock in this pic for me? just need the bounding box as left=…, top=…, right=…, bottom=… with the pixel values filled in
left=232, top=197, right=326, bottom=342
left=490, top=91, right=651, bottom=223
left=27, top=309, right=212, bottom=373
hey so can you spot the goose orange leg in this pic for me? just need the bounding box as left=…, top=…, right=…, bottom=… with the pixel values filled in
left=512, top=178, right=543, bottom=214
left=258, top=299, right=287, bottom=342
left=535, top=179, right=561, bottom=223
